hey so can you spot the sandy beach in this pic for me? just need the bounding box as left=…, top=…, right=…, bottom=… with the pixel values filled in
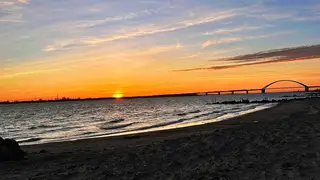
left=1, top=98, right=320, bottom=180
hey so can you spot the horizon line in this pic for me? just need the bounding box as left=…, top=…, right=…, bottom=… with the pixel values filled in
left=2, top=87, right=319, bottom=103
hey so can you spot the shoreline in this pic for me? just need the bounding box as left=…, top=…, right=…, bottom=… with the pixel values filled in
left=19, top=97, right=317, bottom=147
left=20, top=98, right=305, bottom=151
left=19, top=102, right=276, bottom=146
left=1, top=98, right=320, bottom=179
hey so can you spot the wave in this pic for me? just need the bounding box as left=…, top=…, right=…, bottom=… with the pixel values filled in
left=100, top=122, right=136, bottom=130
left=80, top=131, right=96, bottom=135
left=228, top=107, right=242, bottom=111
left=103, top=104, right=277, bottom=137
left=133, top=110, right=225, bottom=132
left=108, top=118, right=125, bottom=124
left=53, top=116, right=65, bottom=120
left=5, top=128, right=21, bottom=132
left=191, top=110, right=222, bottom=119
left=96, top=117, right=126, bottom=125
left=176, top=110, right=201, bottom=116
left=228, top=104, right=261, bottom=113
left=18, top=137, right=42, bottom=143
left=135, top=120, right=183, bottom=131
left=28, top=124, right=58, bottom=130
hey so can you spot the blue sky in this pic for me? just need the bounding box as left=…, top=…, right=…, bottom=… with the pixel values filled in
left=1, top=0, right=320, bottom=100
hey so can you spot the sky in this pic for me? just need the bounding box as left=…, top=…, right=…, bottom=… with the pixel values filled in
left=0, top=0, right=320, bottom=101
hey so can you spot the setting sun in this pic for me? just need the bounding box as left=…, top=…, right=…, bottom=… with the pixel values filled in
left=112, top=92, right=124, bottom=99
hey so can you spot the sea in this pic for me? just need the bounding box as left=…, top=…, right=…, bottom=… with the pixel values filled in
left=0, top=92, right=310, bottom=145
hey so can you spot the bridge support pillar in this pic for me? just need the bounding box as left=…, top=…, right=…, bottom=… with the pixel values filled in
left=246, top=90, right=249, bottom=94
left=218, top=92, right=221, bottom=95
left=261, top=89, right=266, bottom=94
left=231, top=91, right=234, bottom=95
left=305, top=86, right=309, bottom=92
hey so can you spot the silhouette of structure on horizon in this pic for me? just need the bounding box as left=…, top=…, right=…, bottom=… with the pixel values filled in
left=203, top=80, right=320, bottom=95
left=261, top=80, right=309, bottom=93
left=1, top=80, right=320, bottom=104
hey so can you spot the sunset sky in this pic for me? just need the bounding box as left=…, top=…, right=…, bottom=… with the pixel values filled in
left=1, top=0, right=320, bottom=101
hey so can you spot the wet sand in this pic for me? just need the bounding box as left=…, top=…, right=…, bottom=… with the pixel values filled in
left=1, top=98, right=320, bottom=180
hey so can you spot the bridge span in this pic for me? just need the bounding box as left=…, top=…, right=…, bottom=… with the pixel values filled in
left=201, top=80, right=320, bottom=95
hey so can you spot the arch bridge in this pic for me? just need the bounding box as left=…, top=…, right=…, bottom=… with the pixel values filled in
left=201, top=80, right=320, bottom=95
left=261, top=80, right=309, bottom=93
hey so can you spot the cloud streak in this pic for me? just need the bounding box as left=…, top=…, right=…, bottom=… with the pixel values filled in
left=16, top=0, right=28, bottom=4
left=1, top=0, right=28, bottom=5
left=0, top=0, right=26, bottom=23
left=220, top=44, right=320, bottom=63
left=0, top=19, right=23, bottom=22
left=174, top=44, right=320, bottom=72
left=293, top=16, right=320, bottom=21
left=0, top=68, right=63, bottom=79
left=43, top=9, right=241, bottom=52
left=202, top=37, right=241, bottom=48
left=246, top=11, right=294, bottom=21
left=130, top=44, right=182, bottom=56
left=202, top=31, right=293, bottom=48
left=203, top=26, right=263, bottom=35
left=72, top=9, right=160, bottom=29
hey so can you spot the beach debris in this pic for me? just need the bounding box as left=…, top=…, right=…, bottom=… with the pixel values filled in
left=0, top=137, right=26, bottom=161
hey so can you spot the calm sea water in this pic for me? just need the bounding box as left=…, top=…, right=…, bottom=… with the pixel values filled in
left=0, top=92, right=308, bottom=145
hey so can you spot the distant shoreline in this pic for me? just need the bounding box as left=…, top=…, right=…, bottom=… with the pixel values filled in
left=0, top=93, right=198, bottom=104
left=1, top=91, right=319, bottom=105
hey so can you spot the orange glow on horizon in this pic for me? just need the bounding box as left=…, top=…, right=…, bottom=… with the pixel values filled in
left=112, top=91, right=124, bottom=99
left=1, top=58, right=320, bottom=102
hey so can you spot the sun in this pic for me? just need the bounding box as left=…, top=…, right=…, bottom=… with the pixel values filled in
left=112, top=91, right=124, bottom=99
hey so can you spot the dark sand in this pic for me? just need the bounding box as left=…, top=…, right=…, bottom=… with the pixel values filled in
left=1, top=98, right=320, bottom=180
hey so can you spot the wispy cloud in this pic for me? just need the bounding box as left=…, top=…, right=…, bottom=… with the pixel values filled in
left=0, top=10, right=24, bottom=23
left=293, top=16, right=320, bottom=21
left=43, top=9, right=242, bottom=52
left=202, top=37, right=241, bottom=48
left=203, top=26, right=263, bottom=36
left=245, top=5, right=320, bottom=23
left=42, top=40, right=91, bottom=52
left=180, top=10, right=238, bottom=27
left=131, top=44, right=181, bottom=56
left=179, top=52, right=202, bottom=59
left=202, top=31, right=293, bottom=48
left=175, top=57, right=319, bottom=72
left=0, top=19, right=23, bottom=23
left=179, top=48, right=242, bottom=59
left=1, top=0, right=28, bottom=5
left=0, top=68, right=63, bottom=79
left=39, top=43, right=182, bottom=70
left=246, top=31, right=294, bottom=39
left=174, top=44, right=320, bottom=72
left=173, top=58, right=302, bottom=72
left=16, top=0, right=28, bottom=4
left=247, top=11, right=294, bottom=21
left=0, top=2, right=14, bottom=6
left=0, top=0, right=26, bottom=23
left=220, top=44, right=320, bottom=63
left=72, top=10, right=159, bottom=29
